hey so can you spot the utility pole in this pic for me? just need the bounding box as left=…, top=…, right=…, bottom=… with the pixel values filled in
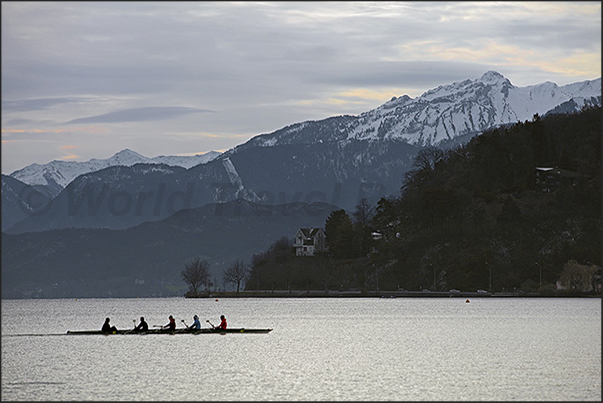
left=536, top=261, right=542, bottom=287
left=487, top=262, right=491, bottom=292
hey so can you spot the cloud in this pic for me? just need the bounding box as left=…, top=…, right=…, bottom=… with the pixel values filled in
left=1, top=2, right=599, bottom=174
left=1, top=127, right=110, bottom=145
left=1, top=97, right=93, bottom=112
left=65, top=106, right=212, bottom=124
left=3, top=118, right=50, bottom=126
left=60, top=144, right=80, bottom=160
left=165, top=131, right=248, bottom=139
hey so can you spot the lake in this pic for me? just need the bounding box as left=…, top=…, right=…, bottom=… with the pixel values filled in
left=1, top=297, right=600, bottom=401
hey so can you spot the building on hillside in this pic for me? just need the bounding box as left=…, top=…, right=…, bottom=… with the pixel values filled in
left=293, top=227, right=326, bottom=256
left=535, top=166, right=588, bottom=192
left=371, top=231, right=383, bottom=241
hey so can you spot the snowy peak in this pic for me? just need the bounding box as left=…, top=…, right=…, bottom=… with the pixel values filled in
left=479, top=70, right=512, bottom=86
left=10, top=149, right=221, bottom=194
left=237, top=71, right=600, bottom=149
left=107, top=149, right=146, bottom=164
left=149, top=151, right=221, bottom=169
left=82, top=148, right=149, bottom=168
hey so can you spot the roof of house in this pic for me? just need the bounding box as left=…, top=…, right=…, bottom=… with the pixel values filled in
left=535, top=166, right=586, bottom=178
left=298, top=227, right=324, bottom=238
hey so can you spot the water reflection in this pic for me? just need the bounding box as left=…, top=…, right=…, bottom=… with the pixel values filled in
left=1, top=297, right=600, bottom=401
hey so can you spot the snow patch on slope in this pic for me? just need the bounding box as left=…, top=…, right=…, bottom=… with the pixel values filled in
left=221, top=158, right=260, bottom=202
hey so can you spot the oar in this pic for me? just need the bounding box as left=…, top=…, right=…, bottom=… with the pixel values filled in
left=124, top=320, right=136, bottom=334
left=206, top=319, right=215, bottom=329
left=181, top=319, right=189, bottom=329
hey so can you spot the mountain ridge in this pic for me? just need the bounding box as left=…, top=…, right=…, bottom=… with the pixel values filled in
left=9, top=71, right=600, bottom=191
left=9, top=149, right=221, bottom=197
left=231, top=71, right=600, bottom=152
left=1, top=199, right=339, bottom=298
left=3, top=71, right=600, bottom=234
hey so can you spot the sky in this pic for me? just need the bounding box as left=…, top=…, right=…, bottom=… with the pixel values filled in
left=2, top=1, right=601, bottom=174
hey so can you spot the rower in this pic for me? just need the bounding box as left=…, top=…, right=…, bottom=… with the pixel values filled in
left=216, top=315, right=227, bottom=330
left=135, top=316, right=149, bottom=332
left=101, top=318, right=117, bottom=333
left=188, top=315, right=201, bottom=330
left=163, top=315, right=176, bottom=330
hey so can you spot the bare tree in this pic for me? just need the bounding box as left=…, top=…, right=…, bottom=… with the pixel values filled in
left=223, top=259, right=249, bottom=293
left=181, top=257, right=210, bottom=296
left=353, top=198, right=375, bottom=227
left=413, top=146, right=445, bottom=172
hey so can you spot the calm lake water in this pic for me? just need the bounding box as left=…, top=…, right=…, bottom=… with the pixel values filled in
left=1, top=297, right=600, bottom=401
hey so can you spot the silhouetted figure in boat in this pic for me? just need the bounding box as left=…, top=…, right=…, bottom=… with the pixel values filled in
left=101, top=318, right=118, bottom=333
left=135, top=316, right=148, bottom=332
left=163, top=315, right=176, bottom=330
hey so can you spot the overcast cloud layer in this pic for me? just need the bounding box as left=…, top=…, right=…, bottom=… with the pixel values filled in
left=2, top=1, right=601, bottom=174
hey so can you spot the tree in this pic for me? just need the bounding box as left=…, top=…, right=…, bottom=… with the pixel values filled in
left=402, top=146, right=446, bottom=197
left=413, top=146, right=445, bottom=172
left=325, top=209, right=355, bottom=259
left=223, top=259, right=249, bottom=293
left=352, top=198, right=376, bottom=256
left=181, top=257, right=210, bottom=295
left=373, top=196, right=403, bottom=239
left=353, top=198, right=375, bottom=227
left=247, top=237, right=295, bottom=291
left=558, top=260, right=597, bottom=291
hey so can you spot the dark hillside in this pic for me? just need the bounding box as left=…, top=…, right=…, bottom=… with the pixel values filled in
left=247, top=107, right=601, bottom=294
left=1, top=200, right=338, bottom=298
left=373, top=106, right=601, bottom=292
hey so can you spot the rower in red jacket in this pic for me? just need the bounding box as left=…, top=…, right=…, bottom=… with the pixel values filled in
left=163, top=315, right=176, bottom=330
left=216, top=315, right=227, bottom=330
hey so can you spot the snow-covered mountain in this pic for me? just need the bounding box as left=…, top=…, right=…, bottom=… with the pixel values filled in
left=10, top=71, right=599, bottom=195
left=4, top=71, right=600, bottom=234
left=235, top=71, right=601, bottom=150
left=9, top=149, right=221, bottom=197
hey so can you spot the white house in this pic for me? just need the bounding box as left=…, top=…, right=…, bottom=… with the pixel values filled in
left=293, top=227, right=326, bottom=256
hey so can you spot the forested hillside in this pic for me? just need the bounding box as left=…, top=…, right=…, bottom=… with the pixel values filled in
left=247, top=106, right=601, bottom=293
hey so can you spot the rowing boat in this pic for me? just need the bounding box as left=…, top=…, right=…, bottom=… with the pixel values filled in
left=66, top=327, right=273, bottom=335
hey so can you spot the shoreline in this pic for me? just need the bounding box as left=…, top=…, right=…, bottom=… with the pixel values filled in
left=190, top=290, right=602, bottom=299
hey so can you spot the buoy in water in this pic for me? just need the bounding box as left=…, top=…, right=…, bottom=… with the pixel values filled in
left=466, top=299, right=470, bottom=303
left=215, top=299, right=219, bottom=302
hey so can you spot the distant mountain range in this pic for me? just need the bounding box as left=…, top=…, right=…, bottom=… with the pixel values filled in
left=230, top=71, right=600, bottom=149
left=1, top=199, right=338, bottom=298
left=4, top=71, right=600, bottom=235
left=9, top=149, right=221, bottom=198
left=2, top=71, right=601, bottom=298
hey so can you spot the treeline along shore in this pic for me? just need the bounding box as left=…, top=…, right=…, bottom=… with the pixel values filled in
left=229, top=107, right=601, bottom=297
left=189, top=290, right=601, bottom=299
